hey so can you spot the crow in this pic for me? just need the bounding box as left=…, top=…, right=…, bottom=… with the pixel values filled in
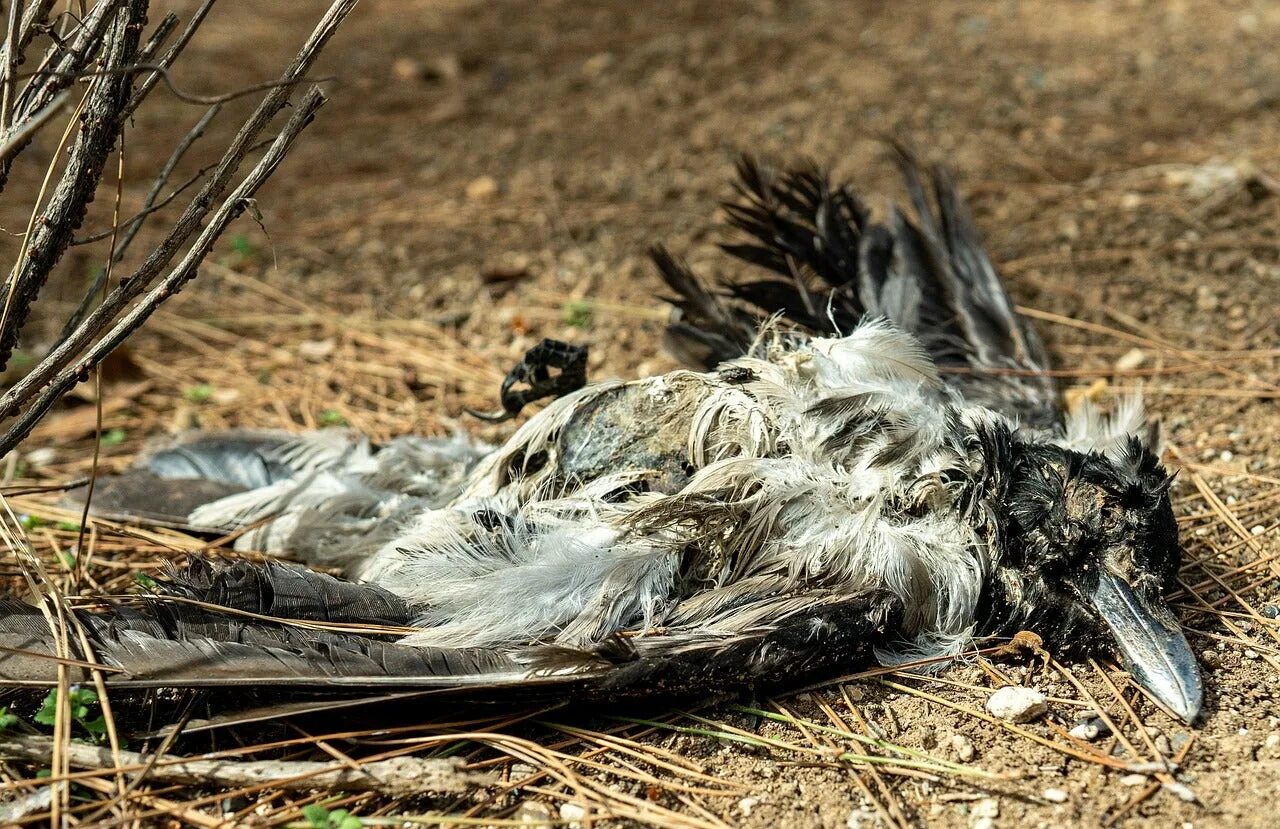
left=0, top=151, right=1201, bottom=724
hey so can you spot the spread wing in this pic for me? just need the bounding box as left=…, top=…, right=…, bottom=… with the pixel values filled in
left=655, top=151, right=1061, bottom=429
left=66, top=428, right=491, bottom=571
left=0, top=559, right=900, bottom=709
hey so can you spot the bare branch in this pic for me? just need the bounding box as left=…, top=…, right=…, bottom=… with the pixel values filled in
left=1, top=0, right=23, bottom=132
left=0, top=0, right=121, bottom=192
left=14, top=0, right=56, bottom=57
left=132, top=10, right=177, bottom=69
left=0, top=87, right=68, bottom=164
left=0, top=87, right=330, bottom=456
left=12, top=0, right=120, bottom=129
left=0, top=0, right=147, bottom=370
left=0, top=0, right=359, bottom=427
left=60, top=103, right=222, bottom=341
left=122, top=0, right=215, bottom=118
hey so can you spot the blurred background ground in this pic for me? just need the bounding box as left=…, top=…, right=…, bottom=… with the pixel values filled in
left=3, top=0, right=1280, bottom=826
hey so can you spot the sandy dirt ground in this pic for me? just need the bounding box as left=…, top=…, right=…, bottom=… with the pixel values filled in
left=4, top=0, right=1280, bottom=826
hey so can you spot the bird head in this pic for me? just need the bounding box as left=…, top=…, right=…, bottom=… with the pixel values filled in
left=985, top=434, right=1202, bottom=723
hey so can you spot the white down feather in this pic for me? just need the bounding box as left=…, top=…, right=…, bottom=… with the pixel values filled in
left=186, top=319, right=1015, bottom=658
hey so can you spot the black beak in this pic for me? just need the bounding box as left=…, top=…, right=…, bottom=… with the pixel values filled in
left=1090, top=570, right=1202, bottom=724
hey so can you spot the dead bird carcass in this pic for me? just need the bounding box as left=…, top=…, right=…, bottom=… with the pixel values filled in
left=1, top=151, right=1202, bottom=724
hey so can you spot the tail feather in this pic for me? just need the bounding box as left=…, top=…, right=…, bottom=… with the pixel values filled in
left=652, top=151, right=1062, bottom=428
left=651, top=245, right=757, bottom=370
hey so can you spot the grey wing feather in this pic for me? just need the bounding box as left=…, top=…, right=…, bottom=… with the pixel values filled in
left=65, top=431, right=491, bottom=573
left=63, top=430, right=305, bottom=529
left=0, top=559, right=901, bottom=705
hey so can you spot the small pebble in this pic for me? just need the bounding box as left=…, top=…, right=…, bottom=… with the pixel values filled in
left=738, top=797, right=759, bottom=818
left=391, top=56, right=421, bottom=81
left=1042, top=787, right=1069, bottom=803
left=559, top=803, right=586, bottom=827
left=1119, top=774, right=1149, bottom=787
left=1155, top=735, right=1172, bottom=756
left=465, top=175, right=500, bottom=201
left=949, top=733, right=976, bottom=762
left=973, top=799, right=999, bottom=819
left=846, top=808, right=878, bottom=828
left=1262, top=605, right=1279, bottom=619
left=25, top=447, right=57, bottom=467
left=1069, top=715, right=1112, bottom=742
left=986, top=686, right=1048, bottom=723
left=1115, top=347, right=1147, bottom=372
left=514, top=802, right=554, bottom=824
left=972, top=819, right=995, bottom=829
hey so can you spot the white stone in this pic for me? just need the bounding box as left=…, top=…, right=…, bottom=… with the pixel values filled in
left=1115, top=347, right=1147, bottom=371
left=973, top=798, right=999, bottom=818
left=986, top=686, right=1048, bottom=723
left=559, top=803, right=586, bottom=827
left=24, top=447, right=56, bottom=467
left=1042, top=787, right=1069, bottom=803
left=1069, top=722, right=1101, bottom=741
left=846, top=807, right=879, bottom=828
left=949, top=733, right=976, bottom=762
left=739, top=797, right=759, bottom=817
left=1119, top=774, right=1148, bottom=787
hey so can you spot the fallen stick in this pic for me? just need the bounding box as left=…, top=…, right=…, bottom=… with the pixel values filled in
left=0, top=735, right=493, bottom=796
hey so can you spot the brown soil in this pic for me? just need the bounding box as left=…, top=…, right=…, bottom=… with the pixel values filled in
left=5, top=1, right=1280, bottom=826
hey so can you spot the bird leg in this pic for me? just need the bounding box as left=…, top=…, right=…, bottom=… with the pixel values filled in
left=467, top=338, right=589, bottom=422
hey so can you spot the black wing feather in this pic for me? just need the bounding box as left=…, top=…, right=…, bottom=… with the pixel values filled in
left=653, top=151, right=1062, bottom=428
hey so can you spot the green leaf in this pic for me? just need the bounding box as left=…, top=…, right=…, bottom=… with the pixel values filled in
left=100, top=427, right=127, bottom=447
left=184, top=384, right=214, bottom=404
left=134, top=572, right=157, bottom=589
left=18, top=514, right=46, bottom=530
left=302, top=804, right=331, bottom=828
left=34, top=690, right=58, bottom=726
left=56, top=522, right=81, bottom=533
left=230, top=234, right=256, bottom=257
left=563, top=299, right=593, bottom=328
left=318, top=409, right=347, bottom=427
left=81, top=715, right=107, bottom=736
left=0, top=707, right=20, bottom=731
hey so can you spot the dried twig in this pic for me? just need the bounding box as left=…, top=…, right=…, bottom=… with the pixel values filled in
left=0, top=734, right=493, bottom=795
left=0, top=0, right=147, bottom=369
left=0, top=86, right=330, bottom=456
left=0, top=0, right=359, bottom=452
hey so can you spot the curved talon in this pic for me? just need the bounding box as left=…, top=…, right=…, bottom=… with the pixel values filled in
left=469, top=338, right=589, bottom=422
left=464, top=406, right=517, bottom=423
